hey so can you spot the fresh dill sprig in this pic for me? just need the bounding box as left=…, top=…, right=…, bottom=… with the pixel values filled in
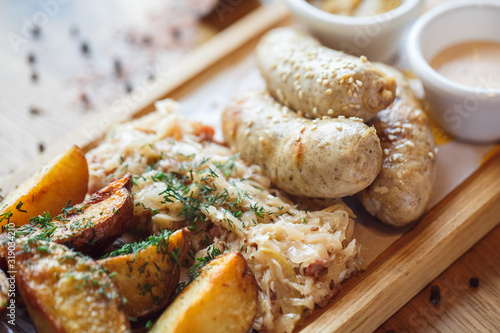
left=103, top=229, right=173, bottom=259
left=187, top=246, right=222, bottom=281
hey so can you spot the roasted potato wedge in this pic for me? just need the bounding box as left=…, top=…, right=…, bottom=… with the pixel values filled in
left=13, top=239, right=130, bottom=333
left=0, top=145, right=88, bottom=229
left=98, top=228, right=191, bottom=318
left=0, top=173, right=134, bottom=258
left=0, top=270, right=8, bottom=313
left=151, top=252, right=258, bottom=333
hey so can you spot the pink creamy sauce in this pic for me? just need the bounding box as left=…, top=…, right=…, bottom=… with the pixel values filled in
left=430, top=41, right=500, bottom=90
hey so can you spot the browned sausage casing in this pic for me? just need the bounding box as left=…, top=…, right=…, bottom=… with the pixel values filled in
left=222, top=92, right=383, bottom=198
left=256, top=28, right=396, bottom=122
left=359, top=64, right=437, bottom=226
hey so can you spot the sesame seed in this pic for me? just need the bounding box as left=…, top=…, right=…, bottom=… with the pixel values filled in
left=325, top=89, right=332, bottom=95
left=374, top=186, right=388, bottom=194
left=356, top=80, right=363, bottom=86
left=348, top=77, right=353, bottom=84
left=348, top=89, right=353, bottom=97
left=383, top=148, right=390, bottom=155
left=387, top=134, right=397, bottom=141
left=327, top=109, right=334, bottom=115
left=298, top=90, right=304, bottom=100
left=360, top=55, right=367, bottom=63
left=323, top=79, right=329, bottom=86
left=405, top=141, right=415, bottom=148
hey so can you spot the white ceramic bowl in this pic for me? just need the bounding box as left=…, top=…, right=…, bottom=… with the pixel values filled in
left=407, top=0, right=500, bottom=144
left=283, top=0, right=423, bottom=62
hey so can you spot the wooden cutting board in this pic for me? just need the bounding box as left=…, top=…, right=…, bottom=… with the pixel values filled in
left=1, top=2, right=499, bottom=332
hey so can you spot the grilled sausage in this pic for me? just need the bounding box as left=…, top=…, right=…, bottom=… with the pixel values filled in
left=222, top=92, right=383, bottom=198
left=256, top=28, right=396, bottom=122
left=358, top=64, right=437, bottom=226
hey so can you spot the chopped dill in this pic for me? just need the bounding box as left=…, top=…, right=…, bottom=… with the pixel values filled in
left=102, top=229, right=173, bottom=259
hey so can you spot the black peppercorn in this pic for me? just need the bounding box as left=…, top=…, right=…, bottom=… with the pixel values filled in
left=430, top=285, right=441, bottom=305
left=469, top=277, right=479, bottom=288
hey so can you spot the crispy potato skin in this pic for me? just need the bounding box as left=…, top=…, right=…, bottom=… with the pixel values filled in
left=222, top=92, right=382, bottom=198
left=13, top=240, right=130, bottom=333
left=151, top=252, right=258, bottom=333
left=359, top=64, right=437, bottom=226
left=0, top=145, right=88, bottom=229
left=0, top=270, right=8, bottom=313
left=256, top=28, right=396, bottom=121
left=98, top=228, right=191, bottom=318
left=0, top=174, right=134, bottom=257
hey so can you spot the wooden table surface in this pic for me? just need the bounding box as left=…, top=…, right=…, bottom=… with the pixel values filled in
left=1, top=1, right=499, bottom=332
left=378, top=222, right=500, bottom=332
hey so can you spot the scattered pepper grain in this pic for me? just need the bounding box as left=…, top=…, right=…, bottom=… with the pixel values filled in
left=430, top=285, right=441, bottom=305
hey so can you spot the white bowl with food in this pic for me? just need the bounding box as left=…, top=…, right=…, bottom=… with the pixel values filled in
left=283, top=0, right=423, bottom=62
left=407, top=0, right=500, bottom=143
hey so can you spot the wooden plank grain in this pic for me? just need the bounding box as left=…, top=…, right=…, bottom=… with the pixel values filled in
left=377, top=224, right=500, bottom=333
left=300, top=151, right=500, bottom=333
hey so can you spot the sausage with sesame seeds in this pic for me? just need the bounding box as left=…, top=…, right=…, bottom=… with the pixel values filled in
left=222, top=91, right=383, bottom=198
left=358, top=64, right=436, bottom=226
left=256, top=28, right=396, bottom=122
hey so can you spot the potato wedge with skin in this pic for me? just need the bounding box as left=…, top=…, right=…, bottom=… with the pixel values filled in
left=0, top=173, right=134, bottom=257
left=98, top=228, right=191, bottom=318
left=0, top=145, right=88, bottom=229
left=0, top=270, right=8, bottom=312
left=151, top=252, right=258, bottom=333
left=13, top=240, right=130, bottom=333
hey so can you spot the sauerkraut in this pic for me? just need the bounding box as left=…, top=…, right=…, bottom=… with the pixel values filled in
left=86, top=99, right=363, bottom=333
